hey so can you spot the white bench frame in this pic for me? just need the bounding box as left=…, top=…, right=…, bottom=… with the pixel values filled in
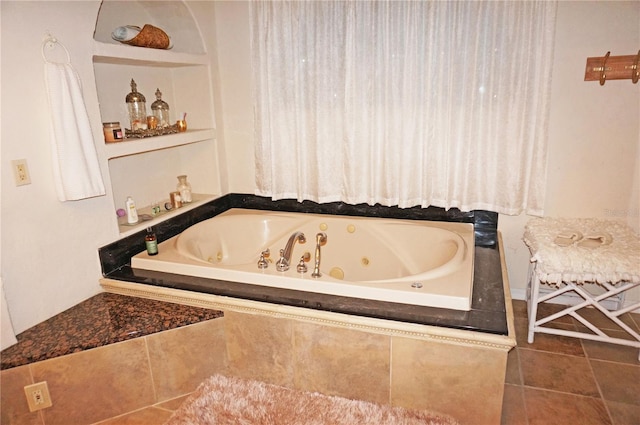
left=526, top=262, right=640, bottom=360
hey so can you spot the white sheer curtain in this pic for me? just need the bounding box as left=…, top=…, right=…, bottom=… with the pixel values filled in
left=250, top=1, right=557, bottom=215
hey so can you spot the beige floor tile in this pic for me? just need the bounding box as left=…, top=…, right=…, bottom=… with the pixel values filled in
left=511, top=300, right=528, bottom=320
left=630, top=313, right=640, bottom=331
left=154, top=394, right=192, bottom=411
left=293, top=321, right=390, bottom=403
left=580, top=330, right=640, bottom=365
left=224, top=311, right=295, bottom=387
left=572, top=306, right=639, bottom=332
left=146, top=319, right=228, bottom=402
left=31, top=339, right=155, bottom=425
left=523, top=387, right=611, bottom=425
left=93, top=406, right=172, bottom=425
left=514, top=317, right=585, bottom=356
left=535, top=302, right=576, bottom=324
left=0, top=365, right=42, bottom=425
left=501, top=384, right=527, bottom=425
left=589, top=359, right=640, bottom=406
left=606, top=400, right=640, bottom=425
left=518, top=349, right=600, bottom=397
left=505, top=347, right=521, bottom=385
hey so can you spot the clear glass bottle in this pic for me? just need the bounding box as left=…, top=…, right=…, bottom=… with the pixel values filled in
left=151, top=88, right=170, bottom=127
left=125, top=79, right=147, bottom=130
left=176, top=175, right=192, bottom=203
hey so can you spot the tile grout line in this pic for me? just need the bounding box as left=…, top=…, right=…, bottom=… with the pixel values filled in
left=514, top=347, right=530, bottom=425
left=143, top=336, right=160, bottom=405
left=518, top=383, right=612, bottom=400
left=516, top=345, right=587, bottom=359
left=581, top=338, right=615, bottom=425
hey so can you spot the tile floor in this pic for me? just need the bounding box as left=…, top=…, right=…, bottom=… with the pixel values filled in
left=90, top=299, right=640, bottom=425
left=503, top=300, right=640, bottom=425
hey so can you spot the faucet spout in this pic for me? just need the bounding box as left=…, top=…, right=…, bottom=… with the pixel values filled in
left=311, top=232, right=327, bottom=278
left=276, top=232, right=306, bottom=272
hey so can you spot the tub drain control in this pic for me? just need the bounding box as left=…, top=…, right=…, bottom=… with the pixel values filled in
left=411, top=282, right=423, bottom=289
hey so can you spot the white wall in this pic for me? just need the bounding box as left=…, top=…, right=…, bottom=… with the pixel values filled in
left=1, top=1, right=115, bottom=334
left=500, top=1, right=640, bottom=303
left=1, top=1, right=638, bottom=337
left=213, top=1, right=255, bottom=193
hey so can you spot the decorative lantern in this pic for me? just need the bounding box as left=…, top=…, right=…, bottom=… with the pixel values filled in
left=151, top=88, right=170, bottom=128
left=125, top=79, right=147, bottom=130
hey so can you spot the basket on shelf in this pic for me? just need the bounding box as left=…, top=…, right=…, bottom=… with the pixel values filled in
left=122, top=24, right=171, bottom=50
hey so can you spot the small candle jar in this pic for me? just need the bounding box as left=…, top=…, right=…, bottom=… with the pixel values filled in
left=146, top=115, right=158, bottom=130
left=170, top=191, right=182, bottom=209
left=102, top=122, right=123, bottom=142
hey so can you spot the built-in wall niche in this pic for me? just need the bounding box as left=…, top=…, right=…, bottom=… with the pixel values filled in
left=92, top=61, right=212, bottom=133
left=93, top=0, right=219, bottom=236
left=108, top=142, right=220, bottom=235
left=94, top=0, right=205, bottom=54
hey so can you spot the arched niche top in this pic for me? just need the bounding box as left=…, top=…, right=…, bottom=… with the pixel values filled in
left=94, top=0, right=205, bottom=54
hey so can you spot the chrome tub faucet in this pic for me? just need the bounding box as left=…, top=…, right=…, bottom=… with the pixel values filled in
left=276, top=232, right=306, bottom=272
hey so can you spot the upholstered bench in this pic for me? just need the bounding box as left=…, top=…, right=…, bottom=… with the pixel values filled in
left=523, top=217, right=640, bottom=360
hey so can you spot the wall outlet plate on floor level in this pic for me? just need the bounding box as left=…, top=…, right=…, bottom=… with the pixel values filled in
left=24, top=381, right=52, bottom=412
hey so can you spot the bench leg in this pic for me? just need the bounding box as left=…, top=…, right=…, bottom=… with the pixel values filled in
left=526, top=263, right=540, bottom=344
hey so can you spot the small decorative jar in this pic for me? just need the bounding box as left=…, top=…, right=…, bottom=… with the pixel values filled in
left=125, top=79, right=147, bottom=130
left=102, top=122, right=123, bottom=142
left=176, top=175, right=192, bottom=203
left=151, top=88, right=170, bottom=128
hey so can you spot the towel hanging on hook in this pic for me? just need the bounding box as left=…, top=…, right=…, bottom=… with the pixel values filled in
left=41, top=32, right=106, bottom=201
left=41, top=33, right=71, bottom=64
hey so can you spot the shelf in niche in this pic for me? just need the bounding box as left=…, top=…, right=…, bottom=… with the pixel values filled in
left=117, top=193, right=219, bottom=236
left=105, top=128, right=215, bottom=159
left=92, top=41, right=208, bottom=67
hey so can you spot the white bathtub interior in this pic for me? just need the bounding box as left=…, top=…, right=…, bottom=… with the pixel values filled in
left=132, top=209, right=475, bottom=310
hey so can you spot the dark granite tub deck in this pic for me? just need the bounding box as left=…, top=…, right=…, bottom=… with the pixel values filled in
left=1, top=292, right=223, bottom=370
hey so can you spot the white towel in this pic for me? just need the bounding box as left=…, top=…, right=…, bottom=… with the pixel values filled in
left=44, top=62, right=105, bottom=201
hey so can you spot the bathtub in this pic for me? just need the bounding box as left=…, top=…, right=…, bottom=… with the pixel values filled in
left=131, top=209, right=475, bottom=310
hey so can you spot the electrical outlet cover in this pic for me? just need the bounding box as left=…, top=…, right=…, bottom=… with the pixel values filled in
left=24, top=381, right=52, bottom=411
left=11, top=159, right=31, bottom=186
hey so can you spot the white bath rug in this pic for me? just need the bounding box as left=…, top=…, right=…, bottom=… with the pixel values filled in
left=164, top=374, right=459, bottom=425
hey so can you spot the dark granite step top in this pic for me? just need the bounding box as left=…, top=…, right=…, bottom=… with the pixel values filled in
left=1, top=292, right=223, bottom=370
